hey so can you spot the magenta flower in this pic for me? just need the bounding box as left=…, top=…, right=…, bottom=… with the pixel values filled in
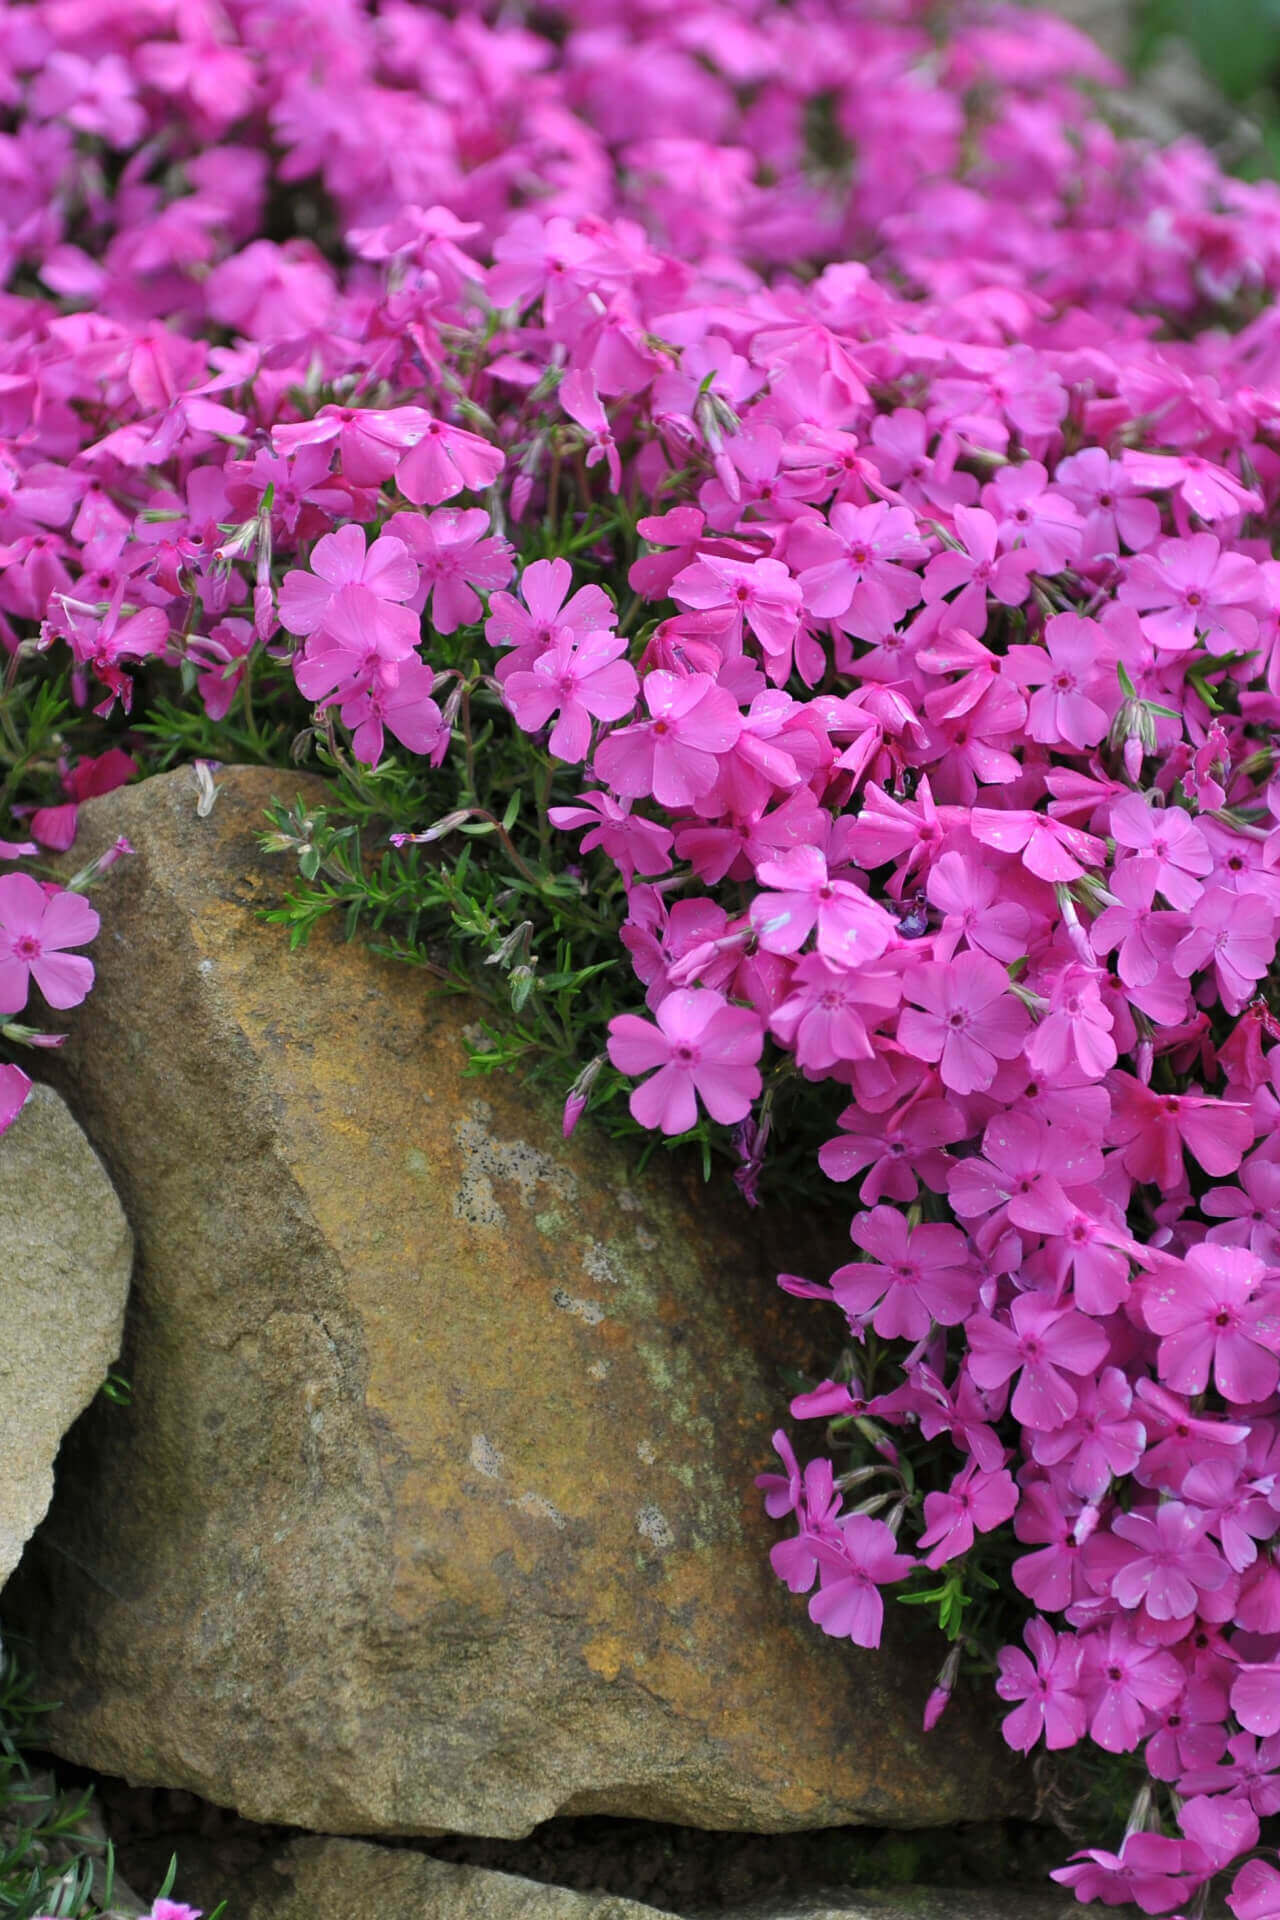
left=1204, top=1154, right=1280, bottom=1264
left=790, top=500, right=926, bottom=639
left=0, top=1061, right=32, bottom=1135
left=831, top=1206, right=974, bottom=1341
left=1229, top=1859, right=1280, bottom=1920
left=1109, top=793, right=1212, bottom=910
left=546, top=791, right=673, bottom=883
left=672, top=553, right=803, bottom=677
left=504, top=628, right=638, bottom=764
left=594, top=671, right=741, bottom=809
left=1081, top=1620, right=1184, bottom=1754
left=917, top=1460, right=1018, bottom=1568
left=1052, top=1832, right=1207, bottom=1915
left=0, top=874, right=99, bottom=1014
left=1106, top=1501, right=1229, bottom=1621
left=995, top=1619, right=1086, bottom=1753
left=1028, top=1368, right=1145, bottom=1498
left=1174, top=887, right=1277, bottom=1014
left=395, top=415, right=504, bottom=508
left=292, top=586, right=421, bottom=703
left=1118, top=531, right=1260, bottom=655
left=807, top=1514, right=915, bottom=1649
left=1026, top=963, right=1116, bottom=1080
left=748, top=844, right=895, bottom=966
left=486, top=558, right=615, bottom=668
left=1142, top=1243, right=1280, bottom=1404
left=925, top=851, right=1029, bottom=963
left=922, top=505, right=1034, bottom=632
left=898, top=950, right=1029, bottom=1095
left=966, top=1293, right=1109, bottom=1432
left=278, top=524, right=418, bottom=637
left=385, top=508, right=513, bottom=635
left=607, top=987, right=763, bottom=1135
left=340, top=654, right=444, bottom=769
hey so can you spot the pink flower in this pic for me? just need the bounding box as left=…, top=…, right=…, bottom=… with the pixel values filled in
left=1081, top=1620, right=1184, bottom=1754
left=1229, top=1858, right=1280, bottom=1920
left=395, top=415, right=504, bottom=508
left=29, top=747, right=136, bottom=852
left=1028, top=1368, right=1146, bottom=1498
left=292, top=587, right=421, bottom=704
left=546, top=791, right=673, bottom=882
left=1006, top=612, right=1111, bottom=750
left=917, top=1460, right=1019, bottom=1568
left=966, top=1293, right=1109, bottom=1432
left=922, top=505, right=1034, bottom=632
left=1204, top=1154, right=1280, bottom=1263
left=278, top=524, right=417, bottom=636
left=0, top=875, right=99, bottom=1014
left=995, top=1619, right=1086, bottom=1753
left=486, top=559, right=615, bottom=667
left=898, top=950, right=1029, bottom=1094
left=790, top=501, right=926, bottom=639
left=1107, top=1501, right=1229, bottom=1620
left=1142, top=1243, right=1280, bottom=1404
left=1118, top=532, right=1260, bottom=655
left=504, top=629, right=638, bottom=763
left=970, top=806, right=1105, bottom=883
left=594, top=671, right=742, bottom=809
left=1109, top=793, right=1212, bottom=910
left=1052, top=1831, right=1206, bottom=1914
left=560, top=371, right=621, bottom=491
left=1108, top=1074, right=1253, bottom=1186
left=607, top=987, right=763, bottom=1134
left=925, top=851, right=1030, bottom=963
left=769, top=956, right=898, bottom=1071
left=340, top=654, right=444, bottom=769
left=748, top=844, right=895, bottom=966
left=1026, top=962, right=1116, bottom=1080
left=1175, top=887, right=1277, bottom=1013
left=672, top=553, right=803, bottom=678
left=385, top=508, right=513, bottom=635
left=831, top=1206, right=974, bottom=1340
left=807, top=1514, right=915, bottom=1649
left=0, top=1061, right=32, bottom=1135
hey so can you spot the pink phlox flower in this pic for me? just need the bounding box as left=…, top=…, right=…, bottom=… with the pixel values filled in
left=903, top=1362, right=1008, bottom=1472
left=1051, top=1830, right=1208, bottom=1914
left=1175, top=886, right=1278, bottom=1014
left=830, top=1204, right=975, bottom=1341
left=1185, top=1452, right=1278, bottom=1575
left=1105, top=1500, right=1229, bottom=1621
left=0, top=873, right=99, bottom=1014
left=995, top=1618, right=1087, bottom=1753
left=948, top=1109, right=1102, bottom=1237
left=789, top=500, right=926, bottom=638
left=559, top=370, right=621, bottom=491
left=970, top=805, right=1106, bottom=882
left=340, top=653, right=444, bottom=769
left=1204, top=1153, right=1280, bottom=1264
left=1081, top=1619, right=1186, bottom=1754
left=186, top=618, right=256, bottom=725
left=917, top=1458, right=1018, bottom=1568
left=1142, top=1242, right=1280, bottom=1405
left=29, top=747, right=135, bottom=852
left=1121, top=447, right=1263, bottom=524
left=607, top=987, right=763, bottom=1134
left=1109, top=793, right=1213, bottom=910
left=1029, top=1367, right=1146, bottom=1499
left=817, top=1093, right=964, bottom=1203
left=966, top=1291, right=1109, bottom=1432
left=292, top=586, right=421, bottom=704
left=672, top=553, right=805, bottom=682
left=627, top=506, right=758, bottom=601
left=898, top=949, right=1030, bottom=1095
left=925, top=849, right=1030, bottom=962
left=749, top=843, right=895, bottom=966
left=395, top=414, right=505, bottom=509
left=594, top=670, right=742, bottom=809
left=769, top=955, right=900, bottom=1071
left=1232, top=1662, right=1280, bottom=1739
left=982, top=460, right=1083, bottom=574
left=1011, top=1480, right=1089, bottom=1611
left=546, top=791, right=673, bottom=883
left=840, top=778, right=958, bottom=884
left=1054, top=447, right=1161, bottom=557
left=1133, top=1379, right=1251, bottom=1492
left=1118, top=531, right=1260, bottom=656
left=504, top=628, right=638, bottom=764
left=807, top=1513, right=915, bottom=1649
left=272, top=405, right=432, bottom=489
left=1179, top=1791, right=1261, bottom=1877
left=486, top=557, right=615, bottom=675
left=1027, top=961, right=1117, bottom=1080
left=0, top=1062, right=32, bottom=1136
left=922, top=504, right=1035, bottom=631
left=384, top=508, right=513, bottom=635
left=1046, top=1196, right=1141, bottom=1317
left=1108, top=1072, right=1254, bottom=1186
left=675, top=788, right=826, bottom=887
left=1229, top=1858, right=1280, bottom=1920
left=1092, top=860, right=1185, bottom=989
left=278, top=524, right=418, bottom=638
left=1005, top=612, right=1113, bottom=749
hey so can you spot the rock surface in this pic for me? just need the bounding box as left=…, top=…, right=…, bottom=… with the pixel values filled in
left=9, top=765, right=1018, bottom=1837
left=0, top=1082, right=132, bottom=1589
left=184, top=1837, right=1086, bottom=1920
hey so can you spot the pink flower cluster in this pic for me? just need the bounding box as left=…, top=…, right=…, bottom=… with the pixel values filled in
left=3, top=0, right=1280, bottom=1906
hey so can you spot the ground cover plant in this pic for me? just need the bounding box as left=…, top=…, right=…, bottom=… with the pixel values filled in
left=5, top=0, right=1280, bottom=1910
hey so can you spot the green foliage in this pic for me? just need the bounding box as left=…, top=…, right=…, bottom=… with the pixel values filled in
left=1137, top=0, right=1280, bottom=172
left=0, top=1637, right=118, bottom=1919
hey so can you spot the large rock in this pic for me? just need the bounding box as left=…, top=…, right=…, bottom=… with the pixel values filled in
left=8, top=766, right=1018, bottom=1836
left=0, top=1082, right=132, bottom=1589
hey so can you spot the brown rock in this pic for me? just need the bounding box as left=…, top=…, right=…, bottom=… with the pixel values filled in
left=0, top=1083, right=132, bottom=1589
left=9, top=765, right=1019, bottom=1836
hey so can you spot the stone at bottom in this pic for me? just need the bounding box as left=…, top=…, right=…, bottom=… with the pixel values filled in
left=188, top=1836, right=1094, bottom=1920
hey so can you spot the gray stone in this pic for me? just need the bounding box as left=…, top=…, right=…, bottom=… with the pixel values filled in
left=7, top=767, right=1020, bottom=1839
left=0, top=1082, right=132, bottom=1589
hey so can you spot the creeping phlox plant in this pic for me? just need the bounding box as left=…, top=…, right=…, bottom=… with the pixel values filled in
left=4, top=0, right=1280, bottom=1909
